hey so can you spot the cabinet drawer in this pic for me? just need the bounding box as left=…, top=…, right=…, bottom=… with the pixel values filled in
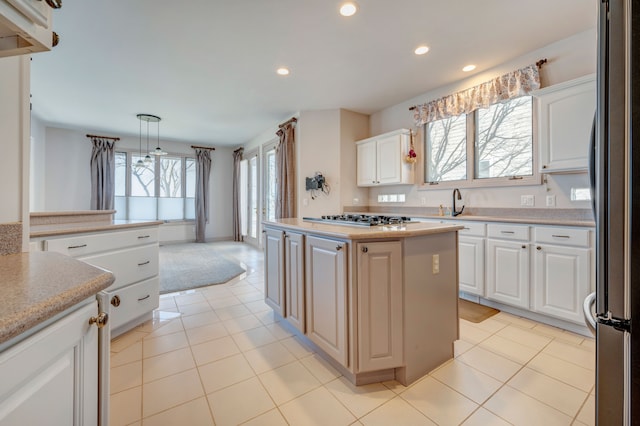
left=80, top=244, right=158, bottom=291
left=534, top=227, right=591, bottom=247
left=487, top=224, right=530, bottom=241
left=104, top=277, right=159, bottom=331
left=457, top=222, right=486, bottom=237
left=44, top=227, right=159, bottom=257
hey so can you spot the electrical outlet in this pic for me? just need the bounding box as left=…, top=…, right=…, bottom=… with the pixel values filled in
left=546, top=195, right=556, bottom=207
left=432, top=254, right=440, bottom=274
left=521, top=195, right=535, bottom=207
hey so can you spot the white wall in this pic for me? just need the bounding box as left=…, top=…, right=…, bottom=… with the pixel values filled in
left=368, top=29, right=596, bottom=211
left=32, top=125, right=235, bottom=242
left=30, top=115, right=46, bottom=212
left=0, top=56, right=28, bottom=225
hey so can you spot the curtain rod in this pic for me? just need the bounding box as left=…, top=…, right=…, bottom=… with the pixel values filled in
left=408, top=58, right=548, bottom=111
left=191, top=145, right=216, bottom=150
left=86, top=134, right=120, bottom=141
left=278, top=117, right=297, bottom=128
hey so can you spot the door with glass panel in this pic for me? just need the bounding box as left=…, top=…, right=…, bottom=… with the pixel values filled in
left=244, top=149, right=260, bottom=247
left=262, top=140, right=278, bottom=228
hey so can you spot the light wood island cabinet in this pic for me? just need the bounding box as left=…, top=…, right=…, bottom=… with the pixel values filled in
left=263, top=218, right=461, bottom=386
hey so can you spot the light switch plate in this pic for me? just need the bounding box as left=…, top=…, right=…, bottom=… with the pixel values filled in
left=521, top=195, right=535, bottom=206
left=546, top=195, right=556, bottom=207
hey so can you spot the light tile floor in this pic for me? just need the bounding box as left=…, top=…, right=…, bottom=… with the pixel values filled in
left=110, top=242, right=595, bottom=426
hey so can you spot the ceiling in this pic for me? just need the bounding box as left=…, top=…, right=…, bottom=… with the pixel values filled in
left=30, top=0, right=596, bottom=147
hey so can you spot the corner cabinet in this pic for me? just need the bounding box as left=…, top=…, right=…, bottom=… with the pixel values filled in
left=0, top=300, right=100, bottom=425
left=534, top=74, right=596, bottom=173
left=0, top=0, right=56, bottom=57
left=356, top=129, right=415, bottom=186
left=305, top=235, right=348, bottom=367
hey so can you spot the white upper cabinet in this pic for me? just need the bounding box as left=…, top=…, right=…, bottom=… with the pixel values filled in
left=356, top=129, right=415, bottom=186
left=0, top=0, right=56, bottom=57
left=534, top=74, right=596, bottom=173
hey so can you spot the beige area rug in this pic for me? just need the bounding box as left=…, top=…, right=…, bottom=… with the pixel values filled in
left=159, top=243, right=246, bottom=294
left=459, top=299, right=500, bottom=323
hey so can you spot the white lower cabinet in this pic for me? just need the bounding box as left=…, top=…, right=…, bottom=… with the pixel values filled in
left=458, top=236, right=485, bottom=296
left=38, top=226, right=160, bottom=336
left=0, top=301, right=100, bottom=425
left=264, top=228, right=285, bottom=316
left=305, top=235, right=348, bottom=366
left=284, top=232, right=305, bottom=333
left=485, top=224, right=531, bottom=309
left=532, top=227, right=592, bottom=324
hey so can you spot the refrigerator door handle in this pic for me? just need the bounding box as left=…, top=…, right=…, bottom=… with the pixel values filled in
left=583, top=291, right=597, bottom=335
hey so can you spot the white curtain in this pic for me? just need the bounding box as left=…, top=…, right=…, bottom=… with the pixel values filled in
left=412, top=64, right=541, bottom=126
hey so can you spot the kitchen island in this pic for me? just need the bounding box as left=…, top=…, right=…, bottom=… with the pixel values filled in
left=263, top=218, right=462, bottom=386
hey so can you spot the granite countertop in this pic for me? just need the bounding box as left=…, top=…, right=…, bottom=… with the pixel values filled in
left=0, top=252, right=115, bottom=345
left=263, top=218, right=462, bottom=240
left=30, top=219, right=164, bottom=238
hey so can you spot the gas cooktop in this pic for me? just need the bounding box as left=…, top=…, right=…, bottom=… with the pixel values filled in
left=302, top=214, right=412, bottom=227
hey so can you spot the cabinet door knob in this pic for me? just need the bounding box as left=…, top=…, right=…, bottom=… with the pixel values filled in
left=362, top=247, right=368, bottom=253
left=522, top=245, right=527, bottom=249
left=536, top=246, right=542, bottom=251
left=111, top=295, right=121, bottom=307
left=89, top=312, right=109, bottom=329
left=336, top=245, right=343, bottom=251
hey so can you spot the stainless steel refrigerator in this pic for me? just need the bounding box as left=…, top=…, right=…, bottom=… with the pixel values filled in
left=583, top=0, right=639, bottom=424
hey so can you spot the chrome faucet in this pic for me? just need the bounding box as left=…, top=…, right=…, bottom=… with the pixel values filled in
left=452, top=188, right=465, bottom=217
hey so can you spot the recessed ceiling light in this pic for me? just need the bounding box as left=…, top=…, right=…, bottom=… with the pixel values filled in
left=414, top=45, right=430, bottom=55
left=462, top=64, right=476, bottom=72
left=339, top=2, right=358, bottom=17
left=276, top=67, right=290, bottom=76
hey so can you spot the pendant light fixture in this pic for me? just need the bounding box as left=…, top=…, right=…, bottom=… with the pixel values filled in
left=139, top=113, right=166, bottom=156
left=134, top=115, right=145, bottom=168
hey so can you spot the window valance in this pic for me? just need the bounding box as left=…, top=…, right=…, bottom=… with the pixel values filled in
left=411, top=64, right=541, bottom=126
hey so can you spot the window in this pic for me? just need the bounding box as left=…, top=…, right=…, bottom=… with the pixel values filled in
left=114, top=151, right=196, bottom=221
left=425, top=113, right=467, bottom=182
left=423, top=96, right=537, bottom=187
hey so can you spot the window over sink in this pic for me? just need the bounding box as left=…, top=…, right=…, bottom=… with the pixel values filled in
left=423, top=96, right=539, bottom=188
left=114, top=151, right=196, bottom=221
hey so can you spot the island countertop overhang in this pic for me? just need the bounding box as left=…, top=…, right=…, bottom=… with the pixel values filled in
left=263, top=218, right=463, bottom=240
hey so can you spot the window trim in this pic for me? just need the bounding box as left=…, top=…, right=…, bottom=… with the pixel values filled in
left=418, top=97, right=541, bottom=190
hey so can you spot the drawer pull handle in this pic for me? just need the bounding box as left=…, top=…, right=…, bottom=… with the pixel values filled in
left=138, top=260, right=150, bottom=266
left=138, top=295, right=150, bottom=302
left=68, top=244, right=87, bottom=249
left=89, top=312, right=108, bottom=328
left=111, top=295, right=121, bottom=307
left=138, top=235, right=150, bottom=239
left=552, top=235, right=570, bottom=238
left=500, top=231, right=515, bottom=234
left=463, top=227, right=470, bottom=230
